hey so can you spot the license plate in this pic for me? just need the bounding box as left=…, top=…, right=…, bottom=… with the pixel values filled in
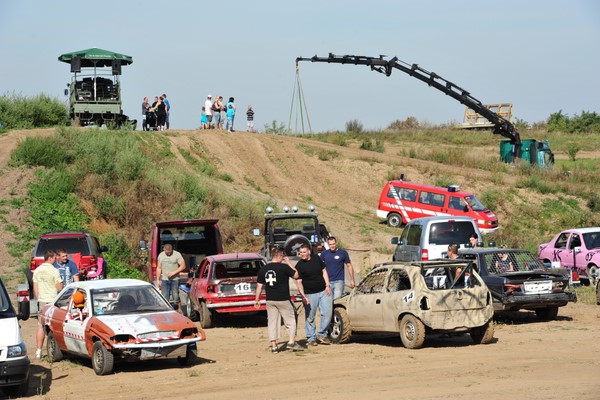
left=523, top=280, right=552, bottom=294
left=221, top=282, right=255, bottom=295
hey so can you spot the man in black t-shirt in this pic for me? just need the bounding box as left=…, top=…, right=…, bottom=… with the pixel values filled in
left=296, top=244, right=332, bottom=346
left=255, top=247, right=304, bottom=353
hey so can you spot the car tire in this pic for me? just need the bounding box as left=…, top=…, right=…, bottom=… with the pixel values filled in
left=92, top=341, right=114, bottom=376
left=535, top=306, right=559, bottom=321
left=470, top=320, right=495, bottom=344
left=283, top=234, right=311, bottom=257
left=199, top=301, right=214, bottom=329
left=187, top=296, right=199, bottom=322
left=25, top=269, right=34, bottom=297
left=387, top=213, right=403, bottom=228
left=588, top=264, right=599, bottom=286
left=177, top=343, right=198, bottom=366
left=399, top=314, right=426, bottom=349
left=329, top=307, right=352, bottom=344
left=47, top=331, right=63, bottom=362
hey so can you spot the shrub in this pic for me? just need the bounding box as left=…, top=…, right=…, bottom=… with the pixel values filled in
left=9, top=136, right=71, bottom=168
left=0, top=92, right=68, bottom=129
left=264, top=120, right=287, bottom=134
left=566, top=142, right=580, bottom=162
left=345, top=119, right=363, bottom=133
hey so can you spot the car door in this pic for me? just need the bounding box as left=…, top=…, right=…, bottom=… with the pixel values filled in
left=568, top=233, right=588, bottom=274
left=347, top=269, right=387, bottom=331
left=62, top=289, right=91, bottom=356
left=45, top=288, right=74, bottom=352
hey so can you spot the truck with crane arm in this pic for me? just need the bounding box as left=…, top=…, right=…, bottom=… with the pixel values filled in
left=295, top=53, right=554, bottom=167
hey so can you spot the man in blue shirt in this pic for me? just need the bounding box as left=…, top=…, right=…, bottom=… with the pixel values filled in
left=320, top=237, right=355, bottom=299
left=54, top=248, right=80, bottom=285
left=162, top=93, right=171, bottom=129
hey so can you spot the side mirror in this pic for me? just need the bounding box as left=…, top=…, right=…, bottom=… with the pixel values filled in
left=391, top=237, right=399, bottom=245
left=139, top=240, right=148, bottom=251
left=573, top=246, right=582, bottom=254
left=17, top=300, right=30, bottom=321
left=100, top=245, right=109, bottom=252
left=463, top=205, right=469, bottom=212
left=252, top=228, right=260, bottom=237
left=64, top=88, right=69, bottom=96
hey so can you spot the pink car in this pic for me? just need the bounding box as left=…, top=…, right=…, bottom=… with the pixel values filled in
left=538, top=228, right=600, bottom=286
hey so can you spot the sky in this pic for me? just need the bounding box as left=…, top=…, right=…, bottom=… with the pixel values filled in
left=1, top=0, right=599, bottom=133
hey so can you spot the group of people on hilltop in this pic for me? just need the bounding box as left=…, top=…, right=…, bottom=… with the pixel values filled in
left=141, top=94, right=170, bottom=131
left=254, top=236, right=355, bottom=353
left=201, top=95, right=254, bottom=132
left=140, top=93, right=256, bottom=132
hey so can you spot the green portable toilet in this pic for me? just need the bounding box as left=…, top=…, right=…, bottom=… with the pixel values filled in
left=500, top=140, right=515, bottom=163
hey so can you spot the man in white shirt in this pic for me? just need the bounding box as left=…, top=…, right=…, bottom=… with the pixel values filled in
left=205, top=95, right=213, bottom=128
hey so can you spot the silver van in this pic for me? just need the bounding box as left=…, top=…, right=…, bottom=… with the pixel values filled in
left=391, top=216, right=482, bottom=261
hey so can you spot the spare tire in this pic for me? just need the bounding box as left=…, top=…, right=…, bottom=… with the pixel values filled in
left=283, top=234, right=311, bottom=256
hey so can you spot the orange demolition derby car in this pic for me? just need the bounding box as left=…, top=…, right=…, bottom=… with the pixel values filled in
left=40, top=279, right=205, bottom=375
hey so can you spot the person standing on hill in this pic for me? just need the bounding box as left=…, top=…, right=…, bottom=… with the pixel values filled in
left=255, top=247, right=304, bottom=353
left=246, top=105, right=255, bottom=132
left=320, top=237, right=355, bottom=300
left=212, top=96, right=223, bottom=129
left=225, top=97, right=236, bottom=132
left=33, top=250, right=64, bottom=358
left=141, top=97, right=149, bottom=131
left=156, top=244, right=186, bottom=313
left=162, top=94, right=171, bottom=129
left=204, top=95, right=213, bottom=128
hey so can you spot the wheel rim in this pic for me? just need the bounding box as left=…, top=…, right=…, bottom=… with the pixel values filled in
left=389, top=215, right=401, bottom=227
left=94, top=347, right=104, bottom=369
left=330, top=314, right=341, bottom=338
left=404, top=321, right=416, bottom=341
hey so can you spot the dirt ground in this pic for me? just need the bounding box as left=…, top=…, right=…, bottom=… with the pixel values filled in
left=11, top=302, right=600, bottom=400
left=1, top=129, right=600, bottom=399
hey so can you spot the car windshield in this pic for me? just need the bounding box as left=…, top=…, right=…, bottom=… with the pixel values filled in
left=428, top=221, right=477, bottom=245
left=465, top=195, right=486, bottom=212
left=422, top=262, right=482, bottom=289
left=36, top=237, right=91, bottom=256
left=270, top=217, right=318, bottom=235
left=92, top=285, right=172, bottom=315
left=482, top=250, right=546, bottom=274
left=582, top=230, right=600, bottom=249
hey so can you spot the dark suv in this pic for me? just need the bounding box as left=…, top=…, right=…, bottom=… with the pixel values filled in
left=459, top=248, right=577, bottom=320
left=28, top=231, right=108, bottom=286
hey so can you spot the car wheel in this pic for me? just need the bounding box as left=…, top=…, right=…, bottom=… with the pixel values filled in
left=399, top=314, right=426, bottom=349
left=329, top=307, right=352, bottom=344
left=199, top=301, right=214, bottom=329
left=283, top=234, right=311, bottom=257
left=92, top=341, right=114, bottom=376
left=588, top=264, right=599, bottom=286
left=177, top=343, right=198, bottom=366
left=187, top=296, right=199, bottom=322
left=535, top=306, right=559, bottom=321
left=46, top=331, right=63, bottom=362
left=25, top=269, right=34, bottom=296
left=470, top=320, right=495, bottom=344
left=387, top=213, right=403, bottom=228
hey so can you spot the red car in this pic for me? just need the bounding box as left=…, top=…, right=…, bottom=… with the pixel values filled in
left=186, top=253, right=266, bottom=328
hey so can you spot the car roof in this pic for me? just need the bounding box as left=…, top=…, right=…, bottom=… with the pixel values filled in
left=558, top=227, right=600, bottom=234
left=67, top=279, right=151, bottom=290
left=155, top=219, right=219, bottom=227
left=387, top=180, right=474, bottom=196
left=40, top=231, right=92, bottom=238
left=207, top=253, right=263, bottom=262
left=459, top=248, right=531, bottom=255
left=408, top=215, right=476, bottom=223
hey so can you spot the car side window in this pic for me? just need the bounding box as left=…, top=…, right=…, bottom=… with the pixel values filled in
left=387, top=269, right=411, bottom=292
left=356, top=270, right=387, bottom=294
left=418, top=191, right=446, bottom=207
left=569, top=234, right=581, bottom=250
left=449, top=196, right=466, bottom=210
left=201, top=262, right=210, bottom=279
left=555, top=233, right=569, bottom=249
left=55, top=288, right=74, bottom=309
left=407, top=225, right=422, bottom=246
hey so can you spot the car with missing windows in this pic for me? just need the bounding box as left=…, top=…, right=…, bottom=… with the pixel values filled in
left=40, top=279, right=204, bottom=375
left=538, top=227, right=600, bottom=286
left=328, top=260, right=495, bottom=349
left=186, top=253, right=267, bottom=328
left=460, top=248, right=577, bottom=320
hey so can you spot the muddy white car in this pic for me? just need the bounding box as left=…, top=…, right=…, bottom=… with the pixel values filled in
left=329, top=260, right=495, bottom=349
left=40, top=279, right=205, bottom=375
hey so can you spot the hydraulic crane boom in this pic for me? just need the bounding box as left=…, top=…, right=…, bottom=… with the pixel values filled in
left=295, top=53, right=521, bottom=146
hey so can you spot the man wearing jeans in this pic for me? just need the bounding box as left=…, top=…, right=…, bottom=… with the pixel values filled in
left=320, top=237, right=355, bottom=299
left=156, top=244, right=185, bottom=313
left=296, top=243, right=332, bottom=346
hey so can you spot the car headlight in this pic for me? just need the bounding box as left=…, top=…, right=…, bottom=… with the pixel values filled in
left=7, top=341, right=27, bottom=358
